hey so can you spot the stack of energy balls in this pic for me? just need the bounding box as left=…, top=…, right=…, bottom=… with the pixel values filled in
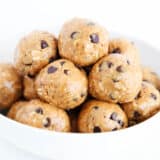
left=1, top=18, right=160, bottom=133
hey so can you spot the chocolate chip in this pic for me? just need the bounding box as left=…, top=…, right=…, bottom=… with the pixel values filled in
left=93, top=106, right=99, bottom=110
left=25, top=62, right=32, bottom=66
left=112, top=128, right=118, bottom=131
left=116, top=65, right=124, bottom=72
left=70, top=32, right=79, bottom=39
left=150, top=93, right=157, bottom=100
left=43, top=117, right=51, bottom=127
left=127, top=60, right=130, bottom=65
left=90, top=33, right=99, bottom=43
left=80, top=93, right=85, bottom=98
left=47, top=66, right=58, bottom=74
left=41, top=40, right=48, bottom=49
left=60, top=61, right=66, bottom=66
left=117, top=120, right=124, bottom=127
left=111, top=48, right=121, bottom=54
left=110, top=112, right=117, bottom=121
left=135, top=91, right=141, bottom=99
left=133, top=111, right=141, bottom=119
left=143, top=79, right=149, bottom=82
left=64, top=69, right=69, bottom=75
left=112, top=78, right=120, bottom=83
left=107, top=62, right=114, bottom=68
left=93, top=126, right=101, bottom=133
left=49, top=57, right=55, bottom=63
left=35, top=108, right=43, bottom=114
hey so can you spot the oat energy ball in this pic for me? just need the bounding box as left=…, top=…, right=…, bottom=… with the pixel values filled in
left=78, top=100, right=128, bottom=133
left=58, top=18, right=109, bottom=67
left=122, top=81, right=160, bottom=124
left=35, top=59, right=88, bottom=110
left=14, top=31, right=57, bottom=76
left=109, top=38, right=140, bottom=65
left=89, top=54, right=142, bottom=103
left=7, top=101, right=28, bottom=119
left=8, top=99, right=71, bottom=132
left=142, top=66, right=160, bottom=90
left=0, top=63, right=22, bottom=110
left=23, top=75, right=38, bottom=100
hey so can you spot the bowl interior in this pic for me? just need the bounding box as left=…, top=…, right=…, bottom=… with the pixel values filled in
left=0, top=32, right=160, bottom=160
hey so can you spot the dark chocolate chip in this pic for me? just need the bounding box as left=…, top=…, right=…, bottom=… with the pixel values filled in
left=107, top=61, right=114, bottom=68
left=111, top=48, right=121, bottom=54
left=64, top=69, right=69, bottom=75
left=47, top=66, right=58, bottom=74
left=25, top=63, right=32, bottom=66
left=99, top=61, right=113, bottom=71
left=43, top=117, right=51, bottom=127
left=150, top=93, right=157, bottom=100
left=133, top=111, right=141, bottom=119
left=49, top=57, right=55, bottom=63
left=110, top=112, right=117, bottom=121
left=112, top=78, right=120, bottom=83
left=135, top=91, right=141, bottom=99
left=143, top=79, right=149, bottom=82
left=90, top=33, right=99, bottom=43
left=80, top=93, right=85, bottom=98
left=117, top=120, right=124, bottom=127
left=41, top=40, right=48, bottom=49
left=93, top=106, right=99, bottom=110
left=70, top=32, right=79, bottom=39
left=116, top=65, right=124, bottom=72
left=60, top=61, right=66, bottom=66
left=112, top=128, right=118, bottom=131
left=127, top=60, right=130, bottom=65
left=93, top=126, right=101, bottom=133
left=35, top=108, right=43, bottom=114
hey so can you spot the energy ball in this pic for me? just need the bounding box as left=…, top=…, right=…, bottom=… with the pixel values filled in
left=89, top=54, right=142, bottom=103
left=122, top=81, right=160, bottom=124
left=7, top=101, right=28, bottom=119
left=35, top=59, right=88, bottom=110
left=14, top=31, right=57, bottom=76
left=142, top=66, right=160, bottom=90
left=108, top=38, right=140, bottom=65
left=23, top=75, right=38, bottom=100
left=8, top=99, right=71, bottom=132
left=58, top=18, right=109, bottom=67
left=78, top=100, right=128, bottom=133
left=0, top=63, right=22, bottom=110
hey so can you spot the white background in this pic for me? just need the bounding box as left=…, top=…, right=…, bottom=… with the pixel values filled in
left=0, top=0, right=160, bottom=159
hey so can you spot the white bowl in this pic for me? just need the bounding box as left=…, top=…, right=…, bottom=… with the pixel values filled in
left=0, top=32, right=160, bottom=160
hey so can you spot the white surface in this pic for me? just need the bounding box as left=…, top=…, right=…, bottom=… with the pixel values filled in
left=0, top=0, right=160, bottom=160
